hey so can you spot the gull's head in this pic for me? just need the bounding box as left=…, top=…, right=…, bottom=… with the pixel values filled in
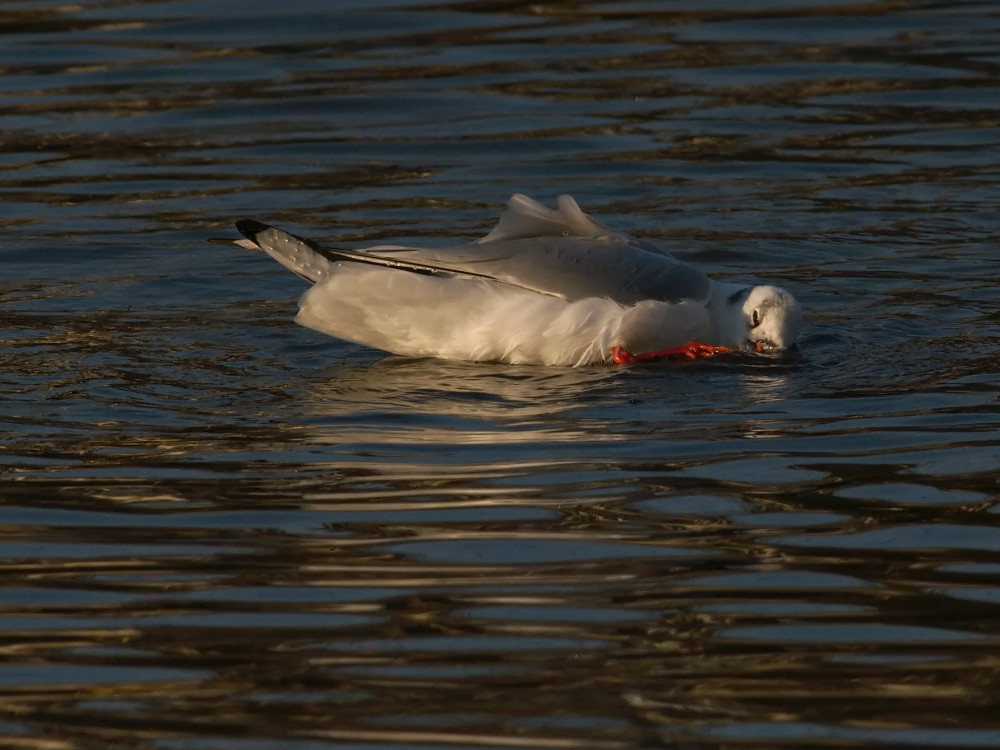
left=739, top=285, right=803, bottom=353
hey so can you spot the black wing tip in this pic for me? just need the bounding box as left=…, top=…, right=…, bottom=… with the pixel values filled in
left=235, top=219, right=272, bottom=240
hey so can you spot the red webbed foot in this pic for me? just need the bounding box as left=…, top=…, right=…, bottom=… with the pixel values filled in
left=611, top=341, right=736, bottom=365
left=610, top=345, right=636, bottom=364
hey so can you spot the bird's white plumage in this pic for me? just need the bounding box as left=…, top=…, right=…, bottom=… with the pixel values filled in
left=234, top=194, right=803, bottom=366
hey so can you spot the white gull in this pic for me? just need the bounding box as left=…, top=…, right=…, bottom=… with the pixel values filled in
left=231, top=194, right=803, bottom=366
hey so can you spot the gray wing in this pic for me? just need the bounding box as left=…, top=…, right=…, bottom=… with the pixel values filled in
left=363, top=236, right=712, bottom=306
left=234, top=194, right=712, bottom=306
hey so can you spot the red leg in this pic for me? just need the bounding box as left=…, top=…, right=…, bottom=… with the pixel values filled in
left=611, top=340, right=736, bottom=364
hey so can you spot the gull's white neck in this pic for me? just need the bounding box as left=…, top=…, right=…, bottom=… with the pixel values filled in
left=707, top=281, right=752, bottom=349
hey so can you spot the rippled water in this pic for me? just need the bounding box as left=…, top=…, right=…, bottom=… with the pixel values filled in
left=2, top=1, right=1000, bottom=747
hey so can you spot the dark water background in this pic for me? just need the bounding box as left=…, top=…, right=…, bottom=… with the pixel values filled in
left=2, top=1, right=1000, bottom=748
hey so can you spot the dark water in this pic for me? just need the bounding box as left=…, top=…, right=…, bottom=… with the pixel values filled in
left=2, top=0, right=1000, bottom=747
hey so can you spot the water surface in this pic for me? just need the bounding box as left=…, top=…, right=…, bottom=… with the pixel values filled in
left=2, top=1, right=1000, bottom=748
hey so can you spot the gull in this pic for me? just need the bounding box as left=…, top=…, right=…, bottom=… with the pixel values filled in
left=229, top=194, right=802, bottom=366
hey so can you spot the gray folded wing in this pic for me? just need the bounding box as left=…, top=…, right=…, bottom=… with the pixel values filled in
left=360, top=236, right=712, bottom=306
left=236, top=190, right=713, bottom=308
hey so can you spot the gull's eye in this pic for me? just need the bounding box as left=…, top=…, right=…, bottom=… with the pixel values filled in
left=751, top=309, right=761, bottom=328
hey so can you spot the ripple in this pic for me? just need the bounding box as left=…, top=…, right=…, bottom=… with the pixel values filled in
left=719, top=622, right=986, bottom=645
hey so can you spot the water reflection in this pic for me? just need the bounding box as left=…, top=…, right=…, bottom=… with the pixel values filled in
left=303, top=357, right=623, bottom=423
